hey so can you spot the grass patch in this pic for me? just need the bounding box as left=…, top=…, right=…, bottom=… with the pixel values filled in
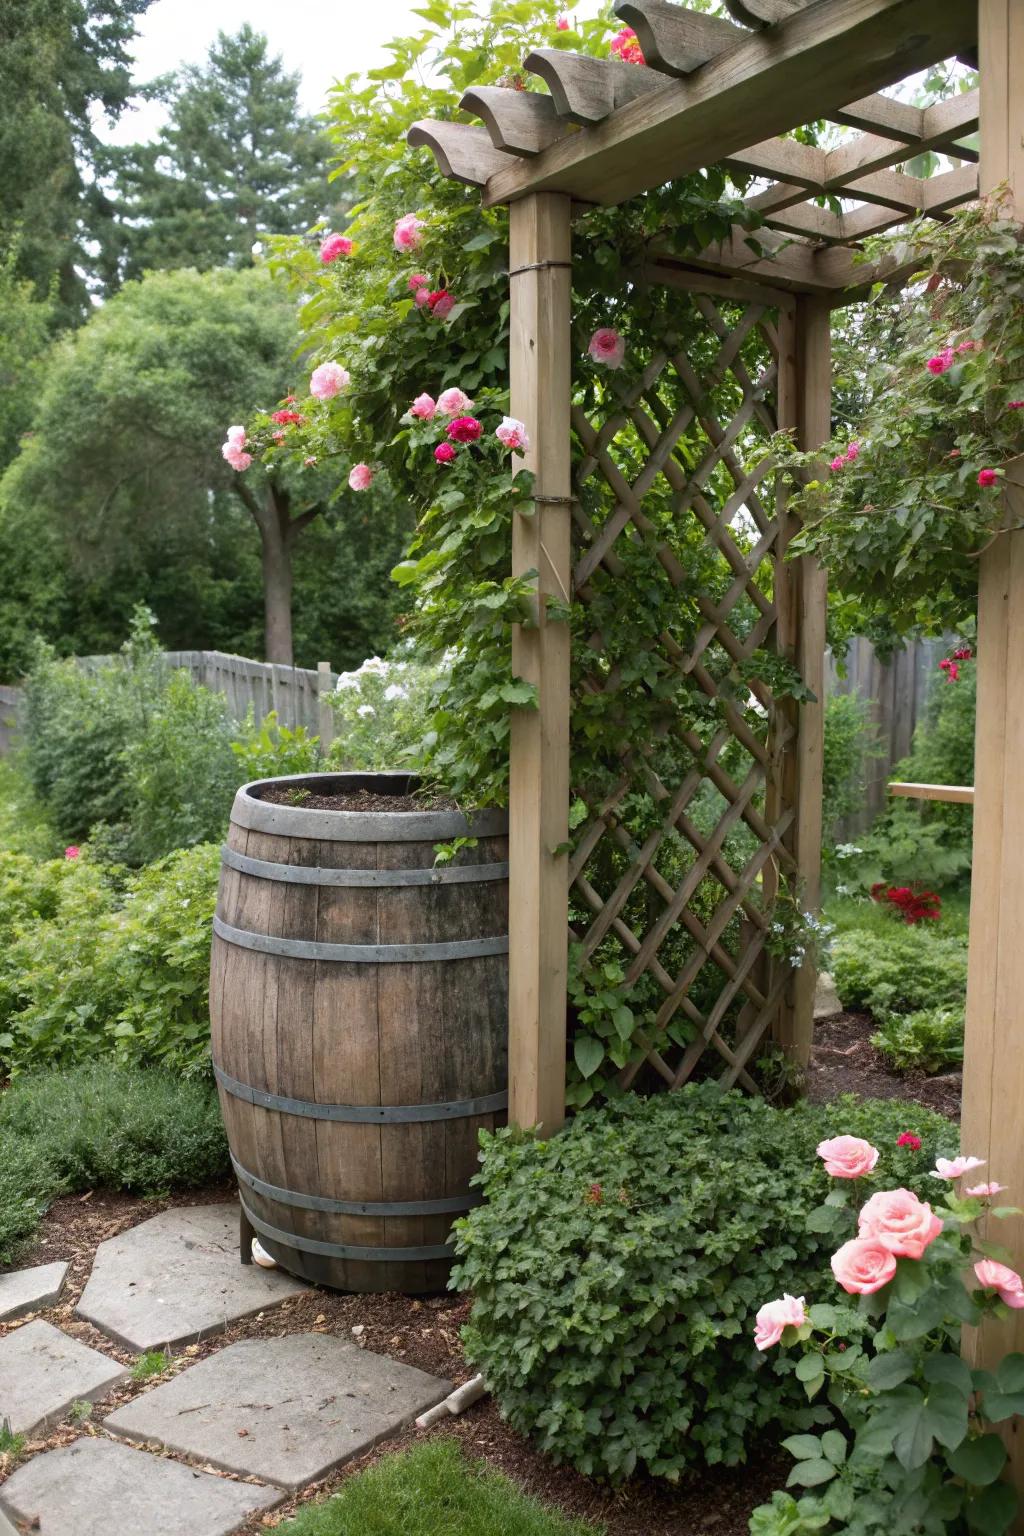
left=0, top=1063, right=229, bottom=1262
left=274, top=1439, right=601, bottom=1536
left=825, top=891, right=970, bottom=943
left=130, top=1351, right=171, bottom=1381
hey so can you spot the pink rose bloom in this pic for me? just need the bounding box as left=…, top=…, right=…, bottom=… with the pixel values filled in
left=495, top=416, right=530, bottom=451
left=845, top=441, right=860, bottom=461
left=926, top=348, right=954, bottom=375
left=413, top=287, right=431, bottom=308
left=427, top=288, right=455, bottom=319
left=410, top=393, right=437, bottom=420
left=310, top=361, right=350, bottom=400
left=557, top=14, right=569, bottom=29
left=975, top=1259, right=1024, bottom=1308
left=931, top=1155, right=986, bottom=1181
left=831, top=1237, right=898, bottom=1295
left=319, top=233, right=353, bottom=263
left=348, top=463, right=373, bottom=491
left=588, top=328, right=626, bottom=369
left=437, top=387, right=475, bottom=416
left=64, top=845, right=80, bottom=860
left=967, top=1182, right=1007, bottom=1198
left=609, top=25, right=644, bottom=64
left=447, top=415, right=482, bottom=444
left=225, top=424, right=246, bottom=450
left=830, top=456, right=845, bottom=472
left=857, top=1188, right=943, bottom=1260
left=957, top=340, right=978, bottom=353
left=408, top=273, right=429, bottom=291
left=1009, top=401, right=1024, bottom=410
left=394, top=213, right=425, bottom=252
left=753, top=1294, right=807, bottom=1352
left=978, top=468, right=999, bottom=488
left=816, top=1135, right=880, bottom=1179
left=222, top=444, right=252, bottom=472
left=435, top=442, right=458, bottom=465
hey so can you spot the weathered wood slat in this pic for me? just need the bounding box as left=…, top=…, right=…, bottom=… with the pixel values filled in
left=611, top=2, right=747, bottom=77
left=459, top=86, right=566, bottom=155
left=522, top=47, right=666, bottom=124
left=407, top=121, right=520, bottom=186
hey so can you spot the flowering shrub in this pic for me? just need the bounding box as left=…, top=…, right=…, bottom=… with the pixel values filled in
left=751, top=1149, right=1024, bottom=1535
left=325, top=653, right=439, bottom=774
left=870, top=882, right=942, bottom=924
left=770, top=201, right=1024, bottom=632
left=453, top=1086, right=956, bottom=1482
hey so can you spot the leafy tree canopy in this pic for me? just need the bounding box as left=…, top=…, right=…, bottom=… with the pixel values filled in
left=98, top=25, right=338, bottom=290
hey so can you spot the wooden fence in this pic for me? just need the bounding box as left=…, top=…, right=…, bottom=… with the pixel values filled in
left=0, top=651, right=338, bottom=758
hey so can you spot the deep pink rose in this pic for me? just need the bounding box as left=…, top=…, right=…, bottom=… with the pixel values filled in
left=64, top=845, right=80, bottom=860
left=609, top=25, right=644, bottom=64
left=319, top=233, right=353, bottom=263
left=926, top=348, right=954, bottom=375
left=556, top=14, right=569, bottom=28
left=309, top=362, right=350, bottom=400
left=407, top=273, right=429, bottom=291
left=753, top=1294, right=807, bottom=1352
left=434, top=442, right=457, bottom=464
left=410, top=393, right=437, bottom=420
left=897, top=1132, right=922, bottom=1151
left=857, top=1188, right=943, bottom=1259
left=816, top=1135, right=879, bottom=1180
left=588, top=328, right=625, bottom=369
left=975, top=1260, right=1024, bottom=1308
left=830, top=456, right=846, bottom=472
left=394, top=213, right=425, bottom=252
left=1009, top=401, right=1024, bottom=410
left=427, top=289, right=455, bottom=319
left=978, top=468, right=999, bottom=488
left=831, top=1238, right=897, bottom=1295
left=844, top=441, right=860, bottom=461
left=447, top=415, right=482, bottom=444
left=348, top=463, right=373, bottom=491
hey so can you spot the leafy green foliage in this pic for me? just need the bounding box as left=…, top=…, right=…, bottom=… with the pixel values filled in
left=0, top=842, right=220, bottom=1076
left=453, top=1086, right=956, bottom=1483
left=273, top=1438, right=600, bottom=1536
left=325, top=655, right=438, bottom=773
left=778, top=202, right=1024, bottom=634
left=98, top=25, right=338, bottom=289
left=750, top=1164, right=1024, bottom=1535
left=831, top=926, right=968, bottom=1018
left=871, top=1008, right=965, bottom=1074
left=0, top=1063, right=229, bottom=1262
left=822, top=694, right=878, bottom=839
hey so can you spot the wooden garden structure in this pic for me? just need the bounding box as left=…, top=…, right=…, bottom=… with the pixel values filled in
left=411, top=2, right=1024, bottom=1483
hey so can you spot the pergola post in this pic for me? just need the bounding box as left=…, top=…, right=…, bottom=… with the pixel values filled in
left=960, top=0, right=1024, bottom=1503
left=772, top=295, right=830, bottom=1069
left=507, top=192, right=572, bottom=1134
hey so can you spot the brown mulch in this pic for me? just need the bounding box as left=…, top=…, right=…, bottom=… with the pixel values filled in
left=805, top=1009, right=963, bottom=1120
left=257, top=785, right=459, bottom=814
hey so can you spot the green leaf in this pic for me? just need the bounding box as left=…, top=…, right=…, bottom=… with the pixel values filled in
left=923, top=1380, right=970, bottom=1450
left=948, top=1434, right=1008, bottom=1487
left=796, top=1354, right=826, bottom=1382
left=781, top=1435, right=824, bottom=1462
left=868, top=1350, right=914, bottom=1390
left=786, top=1458, right=837, bottom=1489
left=820, top=1430, right=847, bottom=1466
left=966, top=1481, right=1018, bottom=1536
left=980, top=1391, right=1024, bottom=1423
left=805, top=1206, right=841, bottom=1233
left=573, top=1036, right=604, bottom=1080
left=924, top=1353, right=974, bottom=1394
left=996, top=1354, right=1024, bottom=1395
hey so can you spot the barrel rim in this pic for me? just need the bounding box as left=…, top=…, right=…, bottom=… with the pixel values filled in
left=231, top=771, right=508, bottom=842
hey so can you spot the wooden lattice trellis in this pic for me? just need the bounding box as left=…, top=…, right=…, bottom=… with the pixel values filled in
left=567, top=295, right=799, bottom=1092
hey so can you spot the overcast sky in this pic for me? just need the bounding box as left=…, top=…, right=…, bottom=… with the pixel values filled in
left=103, top=0, right=604, bottom=143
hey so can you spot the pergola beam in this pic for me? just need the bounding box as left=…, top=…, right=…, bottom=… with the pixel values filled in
left=482, top=0, right=977, bottom=206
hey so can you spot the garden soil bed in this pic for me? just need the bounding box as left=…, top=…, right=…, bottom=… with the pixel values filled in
left=2, top=1018, right=959, bottom=1532
left=806, top=1009, right=962, bottom=1120
left=257, top=786, right=459, bottom=814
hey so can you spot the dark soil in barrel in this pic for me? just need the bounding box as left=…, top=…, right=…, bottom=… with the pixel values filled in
left=257, top=786, right=461, bottom=813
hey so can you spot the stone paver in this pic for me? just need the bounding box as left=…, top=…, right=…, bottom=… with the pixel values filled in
left=0, top=1320, right=127, bottom=1436
left=0, top=1261, right=68, bottom=1323
left=814, top=970, right=843, bottom=1020
left=105, top=1333, right=450, bottom=1489
left=75, top=1204, right=307, bottom=1350
left=0, top=1437, right=282, bottom=1536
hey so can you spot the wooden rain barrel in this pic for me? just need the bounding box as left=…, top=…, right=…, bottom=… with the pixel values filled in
left=209, top=771, right=508, bottom=1293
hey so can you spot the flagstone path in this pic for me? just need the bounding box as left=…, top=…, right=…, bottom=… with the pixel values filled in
left=0, top=1202, right=450, bottom=1534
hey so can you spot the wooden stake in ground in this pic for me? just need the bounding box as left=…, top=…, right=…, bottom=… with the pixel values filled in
left=961, top=0, right=1024, bottom=1516
left=507, top=192, right=572, bottom=1135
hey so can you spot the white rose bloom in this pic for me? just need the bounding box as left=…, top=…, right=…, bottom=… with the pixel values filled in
left=357, top=704, right=376, bottom=718
left=383, top=683, right=408, bottom=701
left=335, top=672, right=361, bottom=691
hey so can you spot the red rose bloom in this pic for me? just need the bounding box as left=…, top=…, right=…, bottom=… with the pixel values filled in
left=270, top=410, right=304, bottom=426
left=446, top=416, right=482, bottom=444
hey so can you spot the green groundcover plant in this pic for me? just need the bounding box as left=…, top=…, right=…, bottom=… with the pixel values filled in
left=831, top=927, right=968, bottom=1019
left=452, top=1085, right=957, bottom=1484
left=750, top=1140, right=1024, bottom=1535
left=0, top=1063, right=229, bottom=1262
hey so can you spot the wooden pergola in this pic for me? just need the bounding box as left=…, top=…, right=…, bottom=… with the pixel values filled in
left=410, top=0, right=1022, bottom=1482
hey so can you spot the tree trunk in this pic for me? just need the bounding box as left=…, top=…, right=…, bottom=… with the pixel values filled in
left=261, top=513, right=293, bottom=665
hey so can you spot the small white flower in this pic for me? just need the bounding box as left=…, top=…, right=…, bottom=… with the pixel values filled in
left=251, top=240, right=263, bottom=256
left=383, top=683, right=408, bottom=702
left=357, top=704, right=376, bottom=718
left=358, top=656, right=388, bottom=676
left=335, top=672, right=361, bottom=692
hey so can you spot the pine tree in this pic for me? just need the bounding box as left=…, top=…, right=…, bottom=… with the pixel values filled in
left=0, top=0, right=152, bottom=324
left=99, top=26, right=338, bottom=288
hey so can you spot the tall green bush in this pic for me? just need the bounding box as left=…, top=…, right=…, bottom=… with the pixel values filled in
left=822, top=693, right=877, bottom=837
left=453, top=1086, right=957, bottom=1484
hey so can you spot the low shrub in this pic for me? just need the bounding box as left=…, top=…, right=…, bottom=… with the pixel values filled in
left=830, top=927, right=968, bottom=1017
left=871, top=1007, right=965, bottom=1074
left=0, top=1063, right=229, bottom=1262
left=0, top=842, right=219, bottom=1076
left=453, top=1086, right=957, bottom=1484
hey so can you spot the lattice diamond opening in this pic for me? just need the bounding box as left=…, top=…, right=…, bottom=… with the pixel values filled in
left=569, top=290, right=800, bottom=1094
